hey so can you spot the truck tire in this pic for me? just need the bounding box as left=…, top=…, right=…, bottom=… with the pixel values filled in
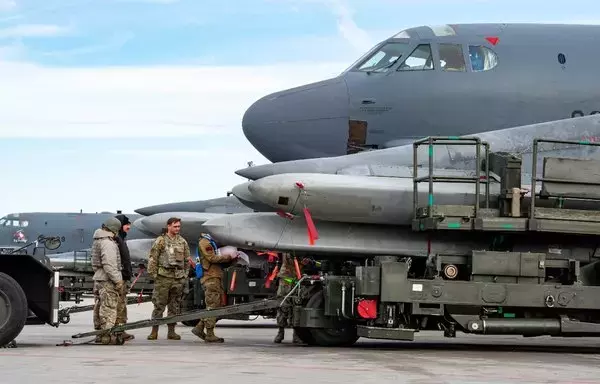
left=0, top=272, right=28, bottom=347
left=305, top=290, right=358, bottom=347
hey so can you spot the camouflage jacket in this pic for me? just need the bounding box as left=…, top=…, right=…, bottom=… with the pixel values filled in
left=148, top=233, right=191, bottom=279
left=91, top=228, right=122, bottom=283
left=198, top=238, right=233, bottom=284
left=277, top=253, right=297, bottom=280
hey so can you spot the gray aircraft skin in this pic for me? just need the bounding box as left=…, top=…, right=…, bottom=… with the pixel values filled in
left=134, top=196, right=253, bottom=216
left=0, top=212, right=152, bottom=254
left=241, top=23, right=600, bottom=163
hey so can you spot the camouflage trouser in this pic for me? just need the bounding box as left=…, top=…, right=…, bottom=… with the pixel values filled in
left=93, top=284, right=100, bottom=330
left=151, top=275, right=186, bottom=320
left=116, top=282, right=128, bottom=325
left=94, top=281, right=128, bottom=328
left=202, top=278, right=224, bottom=329
left=95, top=280, right=120, bottom=330
left=276, top=280, right=293, bottom=328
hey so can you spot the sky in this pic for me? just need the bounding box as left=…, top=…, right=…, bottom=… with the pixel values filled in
left=1, top=0, right=599, bottom=215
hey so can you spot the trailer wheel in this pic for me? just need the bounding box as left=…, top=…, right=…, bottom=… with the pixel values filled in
left=306, top=290, right=358, bottom=347
left=0, top=272, right=28, bottom=347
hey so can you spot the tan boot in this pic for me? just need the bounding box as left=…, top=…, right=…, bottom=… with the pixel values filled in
left=191, top=320, right=206, bottom=340
left=147, top=325, right=159, bottom=340
left=122, top=332, right=135, bottom=341
left=167, top=323, right=181, bottom=340
left=204, top=327, right=224, bottom=343
left=273, top=327, right=284, bottom=343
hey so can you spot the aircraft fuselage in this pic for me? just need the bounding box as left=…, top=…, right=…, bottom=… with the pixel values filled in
left=242, top=23, right=600, bottom=162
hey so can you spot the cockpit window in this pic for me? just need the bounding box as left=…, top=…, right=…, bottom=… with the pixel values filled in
left=354, top=42, right=410, bottom=72
left=439, top=43, right=466, bottom=72
left=469, top=45, right=498, bottom=71
left=397, top=44, right=434, bottom=71
left=0, top=217, right=28, bottom=227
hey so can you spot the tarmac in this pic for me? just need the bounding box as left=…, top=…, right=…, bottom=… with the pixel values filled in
left=3, top=297, right=600, bottom=384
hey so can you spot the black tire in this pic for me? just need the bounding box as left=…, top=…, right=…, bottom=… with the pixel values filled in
left=0, top=272, right=28, bottom=347
left=306, top=290, right=358, bottom=347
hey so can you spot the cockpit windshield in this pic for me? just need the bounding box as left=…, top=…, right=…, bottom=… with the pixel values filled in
left=353, top=42, right=410, bottom=73
left=0, top=216, right=29, bottom=227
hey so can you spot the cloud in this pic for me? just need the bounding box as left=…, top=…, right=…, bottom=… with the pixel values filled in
left=0, top=59, right=348, bottom=138
left=323, top=0, right=374, bottom=52
left=0, top=0, right=15, bottom=12
left=0, top=24, right=70, bottom=38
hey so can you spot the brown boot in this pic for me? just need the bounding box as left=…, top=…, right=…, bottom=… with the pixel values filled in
left=204, top=327, right=224, bottom=343
left=122, top=332, right=135, bottom=341
left=191, top=320, right=206, bottom=340
left=273, top=327, right=284, bottom=343
left=147, top=325, right=159, bottom=340
left=167, top=323, right=181, bottom=340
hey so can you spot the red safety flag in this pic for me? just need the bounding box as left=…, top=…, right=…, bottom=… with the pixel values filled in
left=303, top=207, right=319, bottom=245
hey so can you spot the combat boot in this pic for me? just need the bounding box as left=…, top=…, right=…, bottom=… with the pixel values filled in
left=191, top=320, right=206, bottom=340
left=147, top=325, right=159, bottom=340
left=122, top=332, right=135, bottom=341
left=273, top=327, right=285, bottom=343
left=292, top=330, right=303, bottom=344
left=167, top=323, right=181, bottom=340
left=204, top=327, right=224, bottom=343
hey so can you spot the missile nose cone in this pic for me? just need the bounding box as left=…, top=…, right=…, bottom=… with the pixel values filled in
left=247, top=174, right=301, bottom=210
left=132, top=217, right=155, bottom=237
left=235, top=164, right=275, bottom=180
left=231, top=181, right=275, bottom=212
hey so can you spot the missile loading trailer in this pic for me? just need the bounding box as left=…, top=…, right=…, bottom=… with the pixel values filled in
left=71, top=136, right=600, bottom=348
left=284, top=137, right=600, bottom=346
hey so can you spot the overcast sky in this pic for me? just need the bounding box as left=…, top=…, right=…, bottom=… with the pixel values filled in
left=1, top=0, right=598, bottom=215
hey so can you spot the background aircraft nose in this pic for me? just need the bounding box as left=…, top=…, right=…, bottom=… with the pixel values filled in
left=242, top=77, right=350, bottom=162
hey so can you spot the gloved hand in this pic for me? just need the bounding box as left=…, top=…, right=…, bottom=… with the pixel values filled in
left=115, top=280, right=125, bottom=292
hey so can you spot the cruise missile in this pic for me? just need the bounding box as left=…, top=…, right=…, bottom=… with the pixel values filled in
left=246, top=172, right=501, bottom=225
left=201, top=212, right=493, bottom=258
left=235, top=114, right=600, bottom=180
left=132, top=211, right=228, bottom=239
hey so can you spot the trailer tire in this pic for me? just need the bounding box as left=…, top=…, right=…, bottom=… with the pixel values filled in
left=306, top=290, right=358, bottom=347
left=0, top=272, right=28, bottom=347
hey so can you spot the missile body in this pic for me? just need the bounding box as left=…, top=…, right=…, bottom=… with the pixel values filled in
left=201, top=212, right=492, bottom=257
left=132, top=211, right=227, bottom=239
left=247, top=172, right=500, bottom=225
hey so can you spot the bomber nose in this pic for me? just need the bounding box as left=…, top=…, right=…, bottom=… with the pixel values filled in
left=241, top=77, right=350, bottom=162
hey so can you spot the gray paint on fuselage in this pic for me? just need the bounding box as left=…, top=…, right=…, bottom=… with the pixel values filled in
left=0, top=212, right=150, bottom=254
left=242, top=23, right=600, bottom=163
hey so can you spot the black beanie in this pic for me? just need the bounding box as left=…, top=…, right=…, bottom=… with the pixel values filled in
left=115, top=214, right=131, bottom=226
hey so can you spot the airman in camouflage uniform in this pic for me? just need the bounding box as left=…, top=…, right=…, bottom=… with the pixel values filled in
left=274, top=253, right=302, bottom=344
left=146, top=217, right=192, bottom=341
left=91, top=217, right=124, bottom=345
left=191, top=233, right=238, bottom=343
